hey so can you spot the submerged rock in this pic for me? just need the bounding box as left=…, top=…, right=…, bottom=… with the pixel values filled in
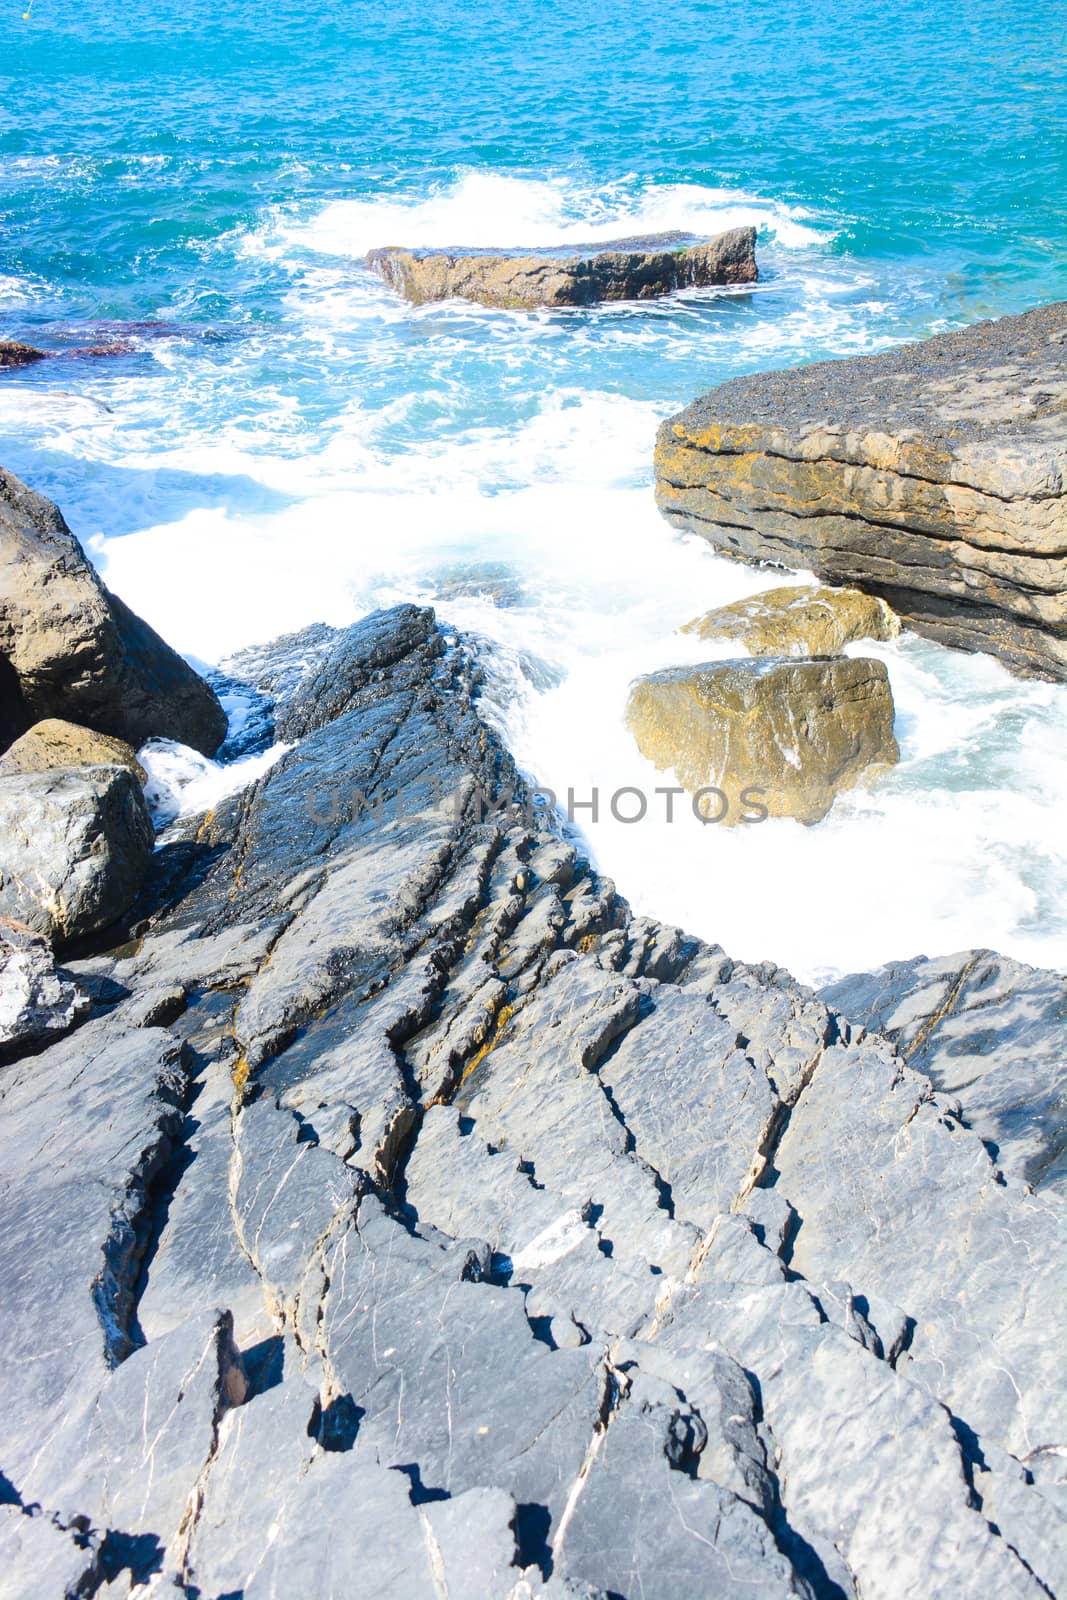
left=655, top=300, right=1067, bottom=679
left=0, top=717, right=147, bottom=784
left=0, top=603, right=1060, bottom=1599
left=368, top=225, right=757, bottom=308
left=0, top=765, right=154, bottom=946
left=684, top=582, right=900, bottom=656
left=0, top=465, right=227, bottom=755
left=0, top=920, right=88, bottom=1057
left=0, top=341, right=46, bottom=368
left=626, top=654, right=899, bottom=823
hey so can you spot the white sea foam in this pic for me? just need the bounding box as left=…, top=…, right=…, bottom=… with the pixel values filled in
left=140, top=737, right=291, bottom=831
left=261, top=171, right=831, bottom=261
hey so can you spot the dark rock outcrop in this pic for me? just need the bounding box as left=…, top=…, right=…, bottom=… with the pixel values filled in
left=627, top=654, right=899, bottom=823
left=0, top=605, right=1061, bottom=1599
left=655, top=301, right=1067, bottom=679
left=368, top=226, right=757, bottom=309
left=0, top=341, right=46, bottom=368
left=0, top=466, right=227, bottom=755
left=0, top=764, right=154, bottom=945
left=0, top=717, right=147, bottom=783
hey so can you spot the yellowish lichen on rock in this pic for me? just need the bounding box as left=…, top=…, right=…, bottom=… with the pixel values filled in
left=683, top=583, right=900, bottom=657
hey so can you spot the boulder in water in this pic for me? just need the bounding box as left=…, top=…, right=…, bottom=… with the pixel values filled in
left=626, top=654, right=899, bottom=823
left=684, top=582, right=900, bottom=656
left=368, top=225, right=757, bottom=308
left=0, top=341, right=46, bottom=368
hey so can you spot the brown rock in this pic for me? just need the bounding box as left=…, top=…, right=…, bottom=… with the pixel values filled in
left=0, top=466, right=227, bottom=756
left=626, top=655, right=899, bottom=825
left=367, top=226, right=757, bottom=309
left=655, top=301, right=1067, bottom=680
left=0, top=718, right=147, bottom=784
left=0, top=341, right=47, bottom=369
left=683, top=583, right=900, bottom=656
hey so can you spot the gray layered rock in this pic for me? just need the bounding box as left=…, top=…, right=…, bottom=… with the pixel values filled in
left=0, top=465, right=227, bottom=754
left=0, top=603, right=1061, bottom=1599
left=655, top=300, right=1067, bottom=679
left=626, top=654, right=899, bottom=823
left=0, top=764, right=154, bottom=945
left=823, top=949, right=1067, bottom=1194
left=368, top=226, right=757, bottom=309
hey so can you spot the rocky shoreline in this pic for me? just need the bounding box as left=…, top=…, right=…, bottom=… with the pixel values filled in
left=0, top=304, right=1065, bottom=1598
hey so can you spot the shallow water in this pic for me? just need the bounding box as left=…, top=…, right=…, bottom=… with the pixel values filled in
left=2, top=0, right=1065, bottom=982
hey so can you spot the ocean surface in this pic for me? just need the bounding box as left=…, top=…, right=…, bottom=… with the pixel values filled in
left=2, top=0, right=1066, bottom=983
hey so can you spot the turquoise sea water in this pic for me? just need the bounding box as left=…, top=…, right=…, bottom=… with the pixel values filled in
left=2, top=0, right=1066, bottom=980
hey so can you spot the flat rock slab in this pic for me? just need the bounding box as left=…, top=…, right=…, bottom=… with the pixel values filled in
left=626, top=653, right=899, bottom=823
left=368, top=225, right=757, bottom=308
left=655, top=300, right=1067, bottom=678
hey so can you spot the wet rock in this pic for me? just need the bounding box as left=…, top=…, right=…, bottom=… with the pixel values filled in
left=0, top=602, right=1060, bottom=1600
left=0, top=765, right=154, bottom=945
left=0, top=717, right=147, bottom=783
left=626, top=654, right=899, bottom=823
left=655, top=300, right=1067, bottom=679
left=368, top=225, right=757, bottom=309
left=0, top=340, right=46, bottom=368
left=0, top=465, right=227, bottom=754
left=0, top=920, right=88, bottom=1057
left=683, top=582, right=900, bottom=656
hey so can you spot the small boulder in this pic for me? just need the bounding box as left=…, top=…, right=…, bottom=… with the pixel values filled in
left=0, top=465, right=227, bottom=756
left=683, top=583, right=900, bottom=656
left=0, top=341, right=46, bottom=368
left=626, top=655, right=899, bottom=824
left=0, top=919, right=88, bottom=1056
left=0, top=765, right=154, bottom=946
left=0, top=718, right=147, bottom=784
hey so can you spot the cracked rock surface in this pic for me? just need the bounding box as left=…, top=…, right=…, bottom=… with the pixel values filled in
left=654, top=300, right=1067, bottom=679
left=0, top=604, right=1063, bottom=1598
